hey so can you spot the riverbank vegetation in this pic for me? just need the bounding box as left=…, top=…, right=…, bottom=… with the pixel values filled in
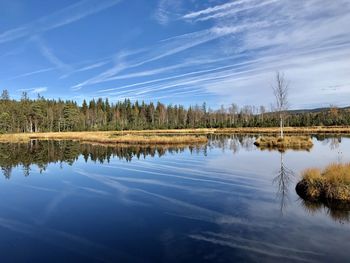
left=0, top=90, right=350, bottom=133
left=0, top=131, right=208, bottom=145
left=0, top=129, right=349, bottom=145
left=296, top=163, right=350, bottom=202
left=254, top=136, right=313, bottom=150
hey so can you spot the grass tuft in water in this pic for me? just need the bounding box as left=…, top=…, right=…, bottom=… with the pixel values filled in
left=296, top=163, right=350, bottom=202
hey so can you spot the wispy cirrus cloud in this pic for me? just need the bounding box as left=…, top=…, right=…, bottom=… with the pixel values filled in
left=9, top=67, right=55, bottom=80
left=18, top=87, right=48, bottom=94
left=33, top=36, right=72, bottom=73
left=154, top=0, right=183, bottom=25
left=182, top=0, right=278, bottom=22
left=0, top=0, right=122, bottom=44
left=71, top=21, right=270, bottom=90
left=4, top=0, right=350, bottom=108
left=93, top=0, right=350, bottom=108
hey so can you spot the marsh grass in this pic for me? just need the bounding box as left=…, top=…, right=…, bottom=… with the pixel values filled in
left=0, top=131, right=208, bottom=145
left=0, top=126, right=349, bottom=141
left=296, top=163, right=350, bottom=202
left=254, top=136, right=313, bottom=151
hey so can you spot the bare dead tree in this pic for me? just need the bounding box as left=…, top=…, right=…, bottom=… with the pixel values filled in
left=272, top=72, right=289, bottom=138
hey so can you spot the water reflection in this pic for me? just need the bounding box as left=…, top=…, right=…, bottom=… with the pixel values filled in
left=0, top=140, right=204, bottom=178
left=207, top=134, right=257, bottom=153
left=0, top=135, right=349, bottom=261
left=273, top=153, right=294, bottom=215
left=0, top=135, right=259, bottom=178
left=299, top=199, right=350, bottom=224
left=0, top=134, right=347, bottom=179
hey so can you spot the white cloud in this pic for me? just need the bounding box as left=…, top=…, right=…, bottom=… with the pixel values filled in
left=183, top=0, right=278, bottom=22
left=154, top=0, right=183, bottom=25
left=32, top=87, right=48, bottom=94
left=10, top=67, right=55, bottom=80
left=33, top=36, right=72, bottom=73
left=71, top=23, right=267, bottom=90
left=18, top=87, right=48, bottom=94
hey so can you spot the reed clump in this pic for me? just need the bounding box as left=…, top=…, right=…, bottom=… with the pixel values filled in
left=296, top=163, right=350, bottom=202
left=254, top=136, right=313, bottom=150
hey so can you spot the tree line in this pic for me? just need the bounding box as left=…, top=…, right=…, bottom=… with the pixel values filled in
left=0, top=89, right=349, bottom=133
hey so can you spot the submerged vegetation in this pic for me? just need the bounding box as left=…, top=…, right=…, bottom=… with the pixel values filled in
left=296, top=163, right=350, bottom=203
left=254, top=136, right=313, bottom=151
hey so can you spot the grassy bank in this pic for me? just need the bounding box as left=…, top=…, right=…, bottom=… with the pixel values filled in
left=214, top=126, right=350, bottom=134
left=296, top=163, right=350, bottom=202
left=112, top=126, right=350, bottom=134
left=254, top=136, right=313, bottom=150
left=0, top=126, right=349, bottom=144
left=0, top=131, right=208, bottom=145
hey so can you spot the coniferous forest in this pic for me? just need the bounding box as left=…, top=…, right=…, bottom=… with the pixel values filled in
left=0, top=89, right=349, bottom=133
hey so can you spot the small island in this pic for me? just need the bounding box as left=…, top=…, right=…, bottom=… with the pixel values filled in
left=296, top=163, right=350, bottom=203
left=254, top=136, right=313, bottom=151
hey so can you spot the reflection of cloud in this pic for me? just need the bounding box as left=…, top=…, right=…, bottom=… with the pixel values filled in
left=76, top=167, right=261, bottom=227
left=189, top=232, right=321, bottom=261
left=0, top=217, right=136, bottom=261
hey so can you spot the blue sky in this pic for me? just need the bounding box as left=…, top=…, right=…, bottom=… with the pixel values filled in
left=0, top=0, right=349, bottom=109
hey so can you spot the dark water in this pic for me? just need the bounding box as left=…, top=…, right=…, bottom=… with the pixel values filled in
left=0, top=135, right=349, bottom=262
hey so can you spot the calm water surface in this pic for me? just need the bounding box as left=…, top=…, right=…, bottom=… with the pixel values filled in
left=0, top=135, right=349, bottom=262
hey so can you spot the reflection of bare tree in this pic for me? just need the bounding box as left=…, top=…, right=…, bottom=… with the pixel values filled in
left=273, top=152, right=294, bottom=215
left=329, top=137, right=341, bottom=150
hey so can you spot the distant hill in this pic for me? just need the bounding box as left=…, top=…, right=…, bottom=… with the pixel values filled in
left=288, top=106, right=350, bottom=114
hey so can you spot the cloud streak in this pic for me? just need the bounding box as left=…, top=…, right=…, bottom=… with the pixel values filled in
left=19, top=87, right=48, bottom=94
left=0, top=0, right=122, bottom=44
left=72, top=21, right=270, bottom=90
left=90, top=0, right=350, bottom=107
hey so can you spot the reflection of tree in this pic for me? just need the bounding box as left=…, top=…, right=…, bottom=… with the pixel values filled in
left=0, top=141, right=204, bottom=178
left=320, top=137, right=343, bottom=163
left=273, top=152, right=294, bottom=215
left=329, top=137, right=341, bottom=150
left=207, top=134, right=255, bottom=153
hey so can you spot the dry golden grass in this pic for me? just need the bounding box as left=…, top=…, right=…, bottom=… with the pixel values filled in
left=128, top=126, right=350, bottom=134
left=0, top=131, right=208, bottom=145
left=0, top=126, right=349, bottom=145
left=0, top=126, right=350, bottom=143
left=254, top=136, right=313, bottom=150
left=203, top=126, right=350, bottom=134
left=296, top=163, right=350, bottom=202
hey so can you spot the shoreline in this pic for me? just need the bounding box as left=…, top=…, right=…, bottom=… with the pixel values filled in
left=0, top=126, right=349, bottom=144
left=0, top=132, right=208, bottom=145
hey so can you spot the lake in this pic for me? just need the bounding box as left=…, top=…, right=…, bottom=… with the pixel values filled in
left=0, top=135, right=349, bottom=262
